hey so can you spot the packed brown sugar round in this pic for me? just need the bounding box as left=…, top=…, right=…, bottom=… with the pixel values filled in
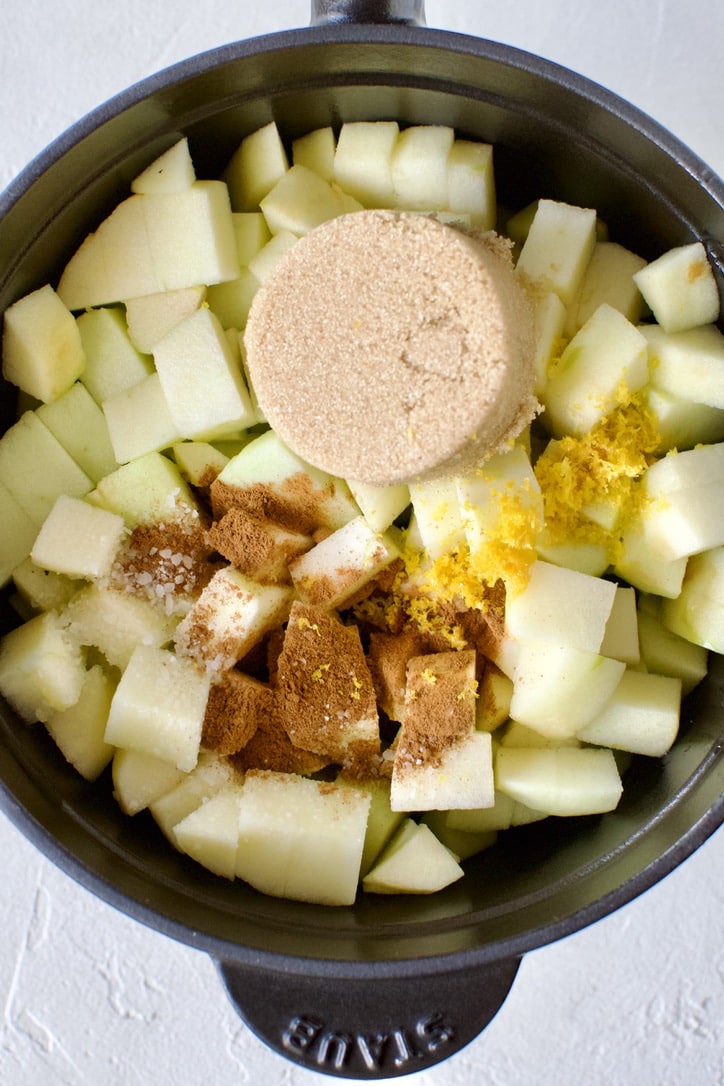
left=0, top=119, right=722, bottom=905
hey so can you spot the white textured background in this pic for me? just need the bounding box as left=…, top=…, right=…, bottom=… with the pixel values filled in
left=1, top=2, right=723, bottom=1084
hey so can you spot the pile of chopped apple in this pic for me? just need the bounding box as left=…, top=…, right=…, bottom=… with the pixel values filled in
left=0, top=122, right=722, bottom=906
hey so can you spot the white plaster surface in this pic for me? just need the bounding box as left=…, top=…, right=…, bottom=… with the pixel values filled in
left=1, top=2, right=723, bottom=1083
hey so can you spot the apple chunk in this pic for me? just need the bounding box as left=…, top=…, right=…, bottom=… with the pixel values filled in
left=174, top=782, right=245, bottom=879
left=509, top=642, right=626, bottom=738
left=504, top=559, right=617, bottom=654
left=174, top=567, right=292, bottom=676
left=391, top=650, right=493, bottom=811
left=2, top=284, right=85, bottom=403
left=152, top=307, right=256, bottom=440
left=31, top=495, right=126, bottom=580
left=0, top=610, right=86, bottom=723
left=289, top=514, right=400, bottom=610
left=495, top=746, right=623, bottom=816
left=44, top=664, right=116, bottom=781
left=104, top=644, right=211, bottom=772
left=235, top=770, right=371, bottom=906
left=362, top=818, right=464, bottom=895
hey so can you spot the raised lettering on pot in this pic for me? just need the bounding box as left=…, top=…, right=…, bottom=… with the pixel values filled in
left=282, top=1012, right=456, bottom=1070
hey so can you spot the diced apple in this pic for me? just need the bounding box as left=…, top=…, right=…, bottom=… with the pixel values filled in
left=446, top=138, right=496, bottom=229
left=124, top=285, right=206, bottom=354
left=612, top=508, right=687, bottom=599
left=12, top=557, right=80, bottom=613
left=224, top=121, right=289, bottom=212
left=231, top=211, right=272, bottom=263
left=390, top=125, right=455, bottom=210
left=235, top=770, right=371, bottom=906
left=0, top=411, right=93, bottom=527
left=661, top=547, right=724, bottom=653
left=456, top=444, right=543, bottom=556
left=498, top=720, right=581, bottom=749
left=31, top=495, right=125, bottom=580
left=131, top=137, right=195, bottom=194
left=205, top=270, right=260, bottom=329
left=174, top=567, right=292, bottom=675
left=645, top=387, right=724, bottom=454
left=639, top=443, right=724, bottom=561
left=633, top=241, right=719, bottom=333
left=337, top=776, right=406, bottom=877
left=289, top=515, right=400, bottom=610
left=576, top=669, right=681, bottom=757
left=152, top=307, right=256, bottom=440
left=0, top=481, right=41, bottom=587
left=2, top=284, right=85, bottom=403
left=362, top=818, right=464, bottom=895
left=509, top=642, right=626, bottom=738
left=208, top=507, right=312, bottom=584
left=446, top=790, right=516, bottom=834
left=292, top=126, right=336, bottom=182
left=36, top=381, right=119, bottom=483
left=0, top=610, right=86, bottom=723
left=172, top=441, right=229, bottom=487
left=211, top=428, right=360, bottom=533
left=409, top=476, right=466, bottom=559
left=643, top=322, right=724, bottom=408
left=542, top=304, right=649, bottom=437
left=62, top=581, right=179, bottom=669
left=504, top=560, right=617, bottom=654
left=333, top=121, right=400, bottom=207
left=421, top=811, right=498, bottom=860
left=565, top=240, right=647, bottom=336
left=534, top=533, right=610, bottom=578
left=103, top=372, right=181, bottom=463
left=260, top=164, right=362, bottom=235
left=391, top=651, right=493, bottom=811
left=58, top=182, right=239, bottom=310
left=149, top=753, right=236, bottom=842
left=44, top=664, right=116, bottom=780
left=90, top=451, right=199, bottom=528
left=174, top=782, right=245, bottom=879
left=495, top=746, right=623, bottom=816
left=530, top=289, right=566, bottom=396
left=247, top=229, right=298, bottom=282
left=599, top=585, right=640, bottom=664
left=76, top=307, right=154, bottom=403
left=516, top=199, right=597, bottom=306
left=112, top=747, right=185, bottom=815
left=105, top=644, right=210, bottom=772
left=345, top=479, right=410, bottom=533
left=637, top=598, right=708, bottom=694
left=476, top=664, right=514, bottom=732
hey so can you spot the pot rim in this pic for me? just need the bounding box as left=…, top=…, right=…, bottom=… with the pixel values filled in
left=1, top=22, right=722, bottom=223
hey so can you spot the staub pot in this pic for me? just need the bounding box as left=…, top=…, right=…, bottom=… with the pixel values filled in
left=0, top=1, right=722, bottom=1078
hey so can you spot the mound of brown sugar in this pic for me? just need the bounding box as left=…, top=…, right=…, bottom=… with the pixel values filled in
left=244, top=210, right=539, bottom=486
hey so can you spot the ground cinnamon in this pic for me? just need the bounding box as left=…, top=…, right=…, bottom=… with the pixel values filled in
left=274, top=601, right=380, bottom=765
left=395, top=649, right=478, bottom=771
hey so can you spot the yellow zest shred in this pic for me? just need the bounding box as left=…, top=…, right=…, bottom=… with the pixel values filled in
left=534, top=394, right=661, bottom=564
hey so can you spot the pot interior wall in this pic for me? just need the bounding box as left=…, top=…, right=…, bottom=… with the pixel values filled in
left=0, top=26, right=722, bottom=967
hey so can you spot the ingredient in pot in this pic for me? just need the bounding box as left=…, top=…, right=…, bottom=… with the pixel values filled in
left=244, top=208, right=539, bottom=485
left=0, top=122, right=721, bottom=907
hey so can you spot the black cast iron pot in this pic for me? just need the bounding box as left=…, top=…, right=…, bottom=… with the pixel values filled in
left=1, top=1, right=722, bottom=1077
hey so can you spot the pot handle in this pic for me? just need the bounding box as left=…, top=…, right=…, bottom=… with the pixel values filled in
left=216, top=955, right=521, bottom=1078
left=310, top=0, right=427, bottom=25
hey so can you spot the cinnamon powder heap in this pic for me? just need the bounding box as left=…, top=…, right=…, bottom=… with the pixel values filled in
left=201, top=668, right=273, bottom=755
left=274, top=601, right=381, bottom=767
left=395, top=649, right=478, bottom=772
left=210, top=471, right=342, bottom=536
left=208, top=506, right=312, bottom=583
left=109, top=516, right=217, bottom=615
